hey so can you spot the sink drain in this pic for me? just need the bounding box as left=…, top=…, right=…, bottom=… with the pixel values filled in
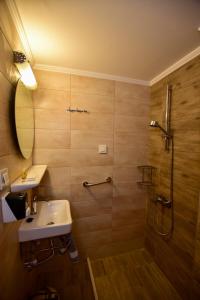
left=47, top=221, right=54, bottom=225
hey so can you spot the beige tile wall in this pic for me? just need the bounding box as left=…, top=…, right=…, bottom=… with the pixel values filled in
left=33, top=70, right=150, bottom=258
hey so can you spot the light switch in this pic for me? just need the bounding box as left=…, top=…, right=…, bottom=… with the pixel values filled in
left=0, top=168, right=9, bottom=191
left=98, top=144, right=107, bottom=154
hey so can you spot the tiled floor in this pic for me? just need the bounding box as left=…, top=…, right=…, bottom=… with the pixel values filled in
left=91, top=248, right=182, bottom=300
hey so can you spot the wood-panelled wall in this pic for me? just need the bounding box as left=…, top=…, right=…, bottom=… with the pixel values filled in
left=145, top=55, right=200, bottom=299
left=0, top=2, right=36, bottom=299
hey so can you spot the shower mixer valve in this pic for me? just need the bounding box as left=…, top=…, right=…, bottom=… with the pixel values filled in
left=154, top=195, right=172, bottom=208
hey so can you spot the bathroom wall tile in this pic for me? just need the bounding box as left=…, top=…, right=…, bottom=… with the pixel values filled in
left=114, top=131, right=148, bottom=148
left=71, top=166, right=113, bottom=184
left=71, top=130, right=113, bottom=149
left=41, top=167, right=70, bottom=186
left=70, top=186, right=113, bottom=210
left=113, top=182, right=147, bottom=201
left=149, top=130, right=163, bottom=151
left=172, top=81, right=200, bottom=130
left=32, top=70, right=149, bottom=258
left=113, top=182, right=139, bottom=197
left=115, top=114, right=148, bottom=132
left=35, top=129, right=70, bottom=149
left=114, top=147, right=147, bottom=166
left=37, top=184, right=70, bottom=200
left=74, top=229, right=112, bottom=249
left=147, top=56, right=200, bottom=299
left=112, top=208, right=145, bottom=228
left=70, top=199, right=111, bottom=219
left=115, top=81, right=149, bottom=99
left=73, top=214, right=112, bottom=235
left=0, top=154, right=32, bottom=182
left=0, top=73, right=12, bottom=115
left=0, top=113, right=10, bottom=131
left=70, top=149, right=113, bottom=166
left=115, top=96, right=149, bottom=116
left=33, top=89, right=70, bottom=109
left=34, top=69, right=70, bottom=91
left=71, top=75, right=115, bottom=96
left=113, top=193, right=146, bottom=210
left=71, top=93, right=114, bottom=113
left=169, top=56, right=200, bottom=91
left=33, top=149, right=70, bottom=167
left=70, top=166, right=113, bottom=204
left=34, top=109, right=70, bottom=130
left=0, top=129, right=13, bottom=156
left=70, top=183, right=113, bottom=202
left=71, top=112, right=113, bottom=131
left=174, top=130, right=200, bottom=153
left=113, top=166, right=140, bottom=183
left=112, top=196, right=134, bottom=211
left=112, top=223, right=145, bottom=242
left=84, top=238, right=144, bottom=259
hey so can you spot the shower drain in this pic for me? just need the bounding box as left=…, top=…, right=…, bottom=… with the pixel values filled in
left=46, top=221, right=55, bottom=225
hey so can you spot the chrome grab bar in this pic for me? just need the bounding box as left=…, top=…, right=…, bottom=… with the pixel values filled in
left=83, top=177, right=112, bottom=187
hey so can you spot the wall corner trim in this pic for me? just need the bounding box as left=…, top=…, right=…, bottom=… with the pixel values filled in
left=33, top=64, right=150, bottom=86
left=150, top=46, right=200, bottom=86
left=5, top=0, right=33, bottom=62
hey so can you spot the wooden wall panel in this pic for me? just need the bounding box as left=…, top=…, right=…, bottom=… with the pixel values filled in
left=145, top=55, right=200, bottom=299
left=0, top=2, right=36, bottom=299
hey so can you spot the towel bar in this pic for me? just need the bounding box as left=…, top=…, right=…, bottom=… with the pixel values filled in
left=83, top=177, right=112, bottom=187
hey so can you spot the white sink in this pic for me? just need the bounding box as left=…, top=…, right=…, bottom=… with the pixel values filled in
left=11, top=165, right=47, bottom=192
left=18, top=200, right=72, bottom=242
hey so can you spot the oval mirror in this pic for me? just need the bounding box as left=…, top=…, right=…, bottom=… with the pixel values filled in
left=15, top=79, right=34, bottom=159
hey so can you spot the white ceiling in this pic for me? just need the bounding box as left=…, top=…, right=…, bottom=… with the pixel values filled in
left=15, top=0, right=200, bottom=81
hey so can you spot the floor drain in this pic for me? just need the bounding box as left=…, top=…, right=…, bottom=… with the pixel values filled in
left=47, top=221, right=54, bottom=225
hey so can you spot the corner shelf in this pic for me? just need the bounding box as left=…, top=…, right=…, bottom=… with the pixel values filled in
left=137, top=165, right=156, bottom=187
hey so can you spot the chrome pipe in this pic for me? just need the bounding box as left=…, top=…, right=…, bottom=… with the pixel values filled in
left=165, top=84, right=172, bottom=150
left=83, top=177, right=112, bottom=187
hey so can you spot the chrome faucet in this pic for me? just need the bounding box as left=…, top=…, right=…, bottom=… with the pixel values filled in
left=31, top=195, right=37, bottom=215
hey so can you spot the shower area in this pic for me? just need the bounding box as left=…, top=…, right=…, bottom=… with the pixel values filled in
left=145, top=56, right=200, bottom=300
left=90, top=56, right=200, bottom=300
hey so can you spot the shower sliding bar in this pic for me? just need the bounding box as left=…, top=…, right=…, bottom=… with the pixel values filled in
left=83, top=177, right=112, bottom=187
left=164, top=84, right=172, bottom=151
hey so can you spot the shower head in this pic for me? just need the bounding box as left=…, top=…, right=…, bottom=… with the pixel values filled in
left=149, top=120, right=169, bottom=136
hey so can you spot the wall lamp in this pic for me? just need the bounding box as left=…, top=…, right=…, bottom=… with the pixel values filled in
left=13, top=51, right=37, bottom=90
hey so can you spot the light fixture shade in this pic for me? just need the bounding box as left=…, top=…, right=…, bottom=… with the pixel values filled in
left=15, top=61, right=37, bottom=90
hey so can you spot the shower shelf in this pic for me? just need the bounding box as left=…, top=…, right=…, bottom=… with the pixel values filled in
left=137, top=165, right=156, bottom=187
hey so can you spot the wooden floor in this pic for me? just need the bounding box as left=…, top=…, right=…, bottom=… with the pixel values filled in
left=91, top=248, right=182, bottom=300
left=32, top=254, right=94, bottom=300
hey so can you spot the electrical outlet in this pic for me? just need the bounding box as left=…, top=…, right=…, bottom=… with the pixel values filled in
left=0, top=168, right=9, bottom=191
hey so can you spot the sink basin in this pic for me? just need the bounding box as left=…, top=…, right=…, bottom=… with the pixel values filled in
left=11, top=165, right=47, bottom=192
left=18, top=200, right=72, bottom=242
